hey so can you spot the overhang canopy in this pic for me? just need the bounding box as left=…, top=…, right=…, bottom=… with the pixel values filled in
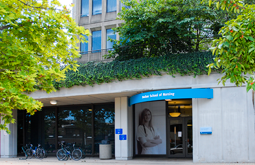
left=129, top=88, right=213, bottom=106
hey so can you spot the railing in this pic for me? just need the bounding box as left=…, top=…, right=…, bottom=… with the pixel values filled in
left=78, top=49, right=114, bottom=63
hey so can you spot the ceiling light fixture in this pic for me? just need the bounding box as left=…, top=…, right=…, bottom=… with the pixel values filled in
left=50, top=100, right=57, bottom=105
left=169, top=105, right=181, bottom=117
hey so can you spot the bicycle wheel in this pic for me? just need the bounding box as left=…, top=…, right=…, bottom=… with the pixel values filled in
left=56, top=149, right=67, bottom=161
left=25, top=149, right=33, bottom=159
left=36, top=148, right=45, bottom=159
left=72, top=149, right=82, bottom=161
left=81, top=149, right=86, bottom=159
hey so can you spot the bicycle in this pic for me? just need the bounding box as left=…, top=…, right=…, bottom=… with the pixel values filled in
left=72, top=143, right=82, bottom=161
left=56, top=141, right=82, bottom=161
left=25, top=144, right=46, bottom=159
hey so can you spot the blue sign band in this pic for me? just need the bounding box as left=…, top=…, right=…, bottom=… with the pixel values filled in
left=129, top=88, right=213, bottom=106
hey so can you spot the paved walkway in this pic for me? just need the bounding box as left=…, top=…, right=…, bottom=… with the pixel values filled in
left=0, top=157, right=254, bottom=165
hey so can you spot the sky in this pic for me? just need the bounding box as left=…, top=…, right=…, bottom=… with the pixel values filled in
left=60, top=0, right=73, bottom=8
left=59, top=0, right=73, bottom=17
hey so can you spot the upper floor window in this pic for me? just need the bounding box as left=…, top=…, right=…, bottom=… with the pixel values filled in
left=92, top=0, right=102, bottom=15
left=80, top=35, right=88, bottom=54
left=81, top=0, right=89, bottom=17
left=106, top=29, right=116, bottom=49
left=92, top=30, right=101, bottom=52
left=107, top=0, right=116, bottom=13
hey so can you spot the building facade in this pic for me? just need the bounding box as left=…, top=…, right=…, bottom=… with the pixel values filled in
left=1, top=0, right=255, bottom=163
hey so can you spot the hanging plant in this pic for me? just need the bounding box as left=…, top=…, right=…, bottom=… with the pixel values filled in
left=53, top=52, right=215, bottom=89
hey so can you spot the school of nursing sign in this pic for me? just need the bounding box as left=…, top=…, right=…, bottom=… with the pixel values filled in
left=129, top=88, right=213, bottom=106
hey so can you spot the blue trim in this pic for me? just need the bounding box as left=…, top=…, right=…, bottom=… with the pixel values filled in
left=200, top=132, right=212, bottom=134
left=129, top=88, right=213, bottom=106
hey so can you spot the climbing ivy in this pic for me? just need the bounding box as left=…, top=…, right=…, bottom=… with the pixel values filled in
left=53, top=52, right=215, bottom=89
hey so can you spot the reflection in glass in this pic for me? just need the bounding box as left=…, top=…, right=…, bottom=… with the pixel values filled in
left=169, top=119, right=183, bottom=155
left=43, top=108, right=56, bottom=154
left=94, top=104, right=115, bottom=155
left=106, top=29, right=116, bottom=49
left=92, top=30, right=101, bottom=52
left=81, top=0, right=89, bottom=16
left=92, top=0, right=102, bottom=15
left=58, top=106, right=93, bottom=155
left=81, top=35, right=88, bottom=54
left=107, top=0, right=116, bottom=12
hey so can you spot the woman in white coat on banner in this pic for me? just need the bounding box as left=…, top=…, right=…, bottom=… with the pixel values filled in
left=137, top=108, right=162, bottom=154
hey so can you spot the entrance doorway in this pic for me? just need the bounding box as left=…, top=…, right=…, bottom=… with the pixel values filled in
left=166, top=99, right=192, bottom=158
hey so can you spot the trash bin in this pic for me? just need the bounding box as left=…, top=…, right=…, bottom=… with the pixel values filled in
left=99, top=144, right=112, bottom=159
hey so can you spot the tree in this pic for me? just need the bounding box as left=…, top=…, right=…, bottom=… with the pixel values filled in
left=0, top=0, right=90, bottom=133
left=106, top=0, right=231, bottom=61
left=206, top=0, right=255, bottom=91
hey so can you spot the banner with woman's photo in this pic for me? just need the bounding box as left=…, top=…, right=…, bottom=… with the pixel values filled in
left=135, top=101, right=166, bottom=155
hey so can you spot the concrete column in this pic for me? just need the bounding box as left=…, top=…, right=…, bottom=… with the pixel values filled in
left=88, top=28, right=92, bottom=51
left=117, top=0, right=120, bottom=14
left=115, top=97, right=133, bottom=160
left=1, top=110, right=17, bottom=158
left=102, top=26, right=106, bottom=50
left=101, top=0, right=106, bottom=22
left=89, top=0, right=92, bottom=23
left=72, top=0, right=80, bottom=24
left=193, top=87, right=255, bottom=163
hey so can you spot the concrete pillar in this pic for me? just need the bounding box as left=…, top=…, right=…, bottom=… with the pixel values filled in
left=1, top=110, right=17, bottom=158
left=193, top=87, right=255, bottom=163
left=115, top=97, right=133, bottom=160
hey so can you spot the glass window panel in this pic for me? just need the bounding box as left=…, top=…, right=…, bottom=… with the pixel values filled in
left=107, top=0, right=116, bottom=12
left=42, top=108, right=56, bottom=155
left=94, top=104, right=115, bottom=155
left=17, top=110, right=25, bottom=155
left=80, top=35, right=88, bottom=54
left=25, top=112, right=42, bottom=146
left=92, top=30, right=101, bottom=52
left=106, top=29, right=116, bottom=49
left=92, top=0, right=102, bottom=15
left=58, top=106, right=93, bottom=155
left=81, top=0, right=89, bottom=16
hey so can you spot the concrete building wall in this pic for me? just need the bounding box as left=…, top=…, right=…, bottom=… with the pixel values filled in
left=0, top=110, right=17, bottom=158
left=193, top=87, right=255, bottom=163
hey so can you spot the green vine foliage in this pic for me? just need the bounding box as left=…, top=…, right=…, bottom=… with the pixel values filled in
left=53, top=52, right=215, bottom=89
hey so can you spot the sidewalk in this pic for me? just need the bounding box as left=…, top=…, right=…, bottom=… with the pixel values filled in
left=0, top=157, right=254, bottom=165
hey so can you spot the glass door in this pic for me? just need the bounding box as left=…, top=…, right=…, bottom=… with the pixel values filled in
left=168, top=118, right=184, bottom=157
left=167, top=117, right=192, bottom=158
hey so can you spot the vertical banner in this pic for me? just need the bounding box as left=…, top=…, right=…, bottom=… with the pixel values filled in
left=135, top=101, right=166, bottom=155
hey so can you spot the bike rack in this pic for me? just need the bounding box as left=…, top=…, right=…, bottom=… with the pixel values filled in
left=19, top=146, right=28, bottom=160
